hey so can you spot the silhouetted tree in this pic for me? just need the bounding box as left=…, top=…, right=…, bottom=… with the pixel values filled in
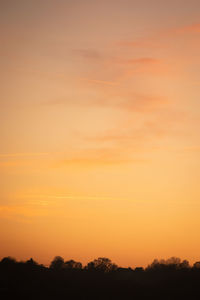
left=179, top=259, right=190, bottom=268
left=166, top=257, right=181, bottom=265
left=50, top=256, right=65, bottom=270
left=193, top=261, right=200, bottom=269
left=26, top=258, right=38, bottom=266
left=64, top=259, right=82, bottom=269
left=86, top=257, right=118, bottom=272
left=147, top=257, right=189, bottom=270
left=0, top=256, right=16, bottom=265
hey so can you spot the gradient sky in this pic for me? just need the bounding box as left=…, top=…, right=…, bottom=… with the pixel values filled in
left=1, top=0, right=200, bottom=267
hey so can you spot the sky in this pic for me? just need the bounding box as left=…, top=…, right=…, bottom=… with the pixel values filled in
left=1, top=0, right=200, bottom=267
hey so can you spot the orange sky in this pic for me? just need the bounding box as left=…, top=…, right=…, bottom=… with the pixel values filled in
left=1, top=0, right=200, bottom=268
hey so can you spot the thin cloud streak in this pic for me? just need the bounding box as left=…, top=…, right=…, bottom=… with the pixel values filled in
left=174, top=23, right=200, bottom=34
left=113, top=57, right=160, bottom=65
left=72, top=49, right=103, bottom=60
left=79, top=77, right=118, bottom=86
left=53, top=149, right=148, bottom=167
left=21, top=194, right=116, bottom=201
left=0, top=152, right=49, bottom=158
left=117, top=22, right=200, bottom=49
left=0, top=205, right=49, bottom=221
left=45, top=91, right=167, bottom=113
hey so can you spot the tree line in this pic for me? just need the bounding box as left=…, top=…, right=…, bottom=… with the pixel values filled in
left=1, top=255, right=200, bottom=299
left=2, top=255, right=200, bottom=271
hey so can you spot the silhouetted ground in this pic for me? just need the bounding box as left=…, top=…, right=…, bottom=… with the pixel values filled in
left=1, top=256, right=200, bottom=299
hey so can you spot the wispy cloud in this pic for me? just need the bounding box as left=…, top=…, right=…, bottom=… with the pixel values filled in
left=113, top=57, right=160, bottom=65
left=43, top=85, right=167, bottom=113
left=52, top=119, right=168, bottom=166
left=117, top=38, right=159, bottom=48
left=115, top=93, right=167, bottom=113
left=50, top=141, right=151, bottom=167
left=0, top=153, right=50, bottom=169
left=79, top=77, right=118, bottom=86
left=183, top=146, right=200, bottom=152
left=72, top=48, right=103, bottom=60
left=21, top=194, right=115, bottom=201
left=0, top=204, right=49, bottom=222
left=118, top=22, right=200, bottom=51
left=85, top=92, right=167, bottom=113
left=57, top=156, right=148, bottom=167
left=0, top=152, right=49, bottom=158
left=173, top=23, right=200, bottom=34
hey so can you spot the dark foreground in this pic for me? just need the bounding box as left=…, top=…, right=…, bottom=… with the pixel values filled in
left=1, top=256, right=200, bottom=299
